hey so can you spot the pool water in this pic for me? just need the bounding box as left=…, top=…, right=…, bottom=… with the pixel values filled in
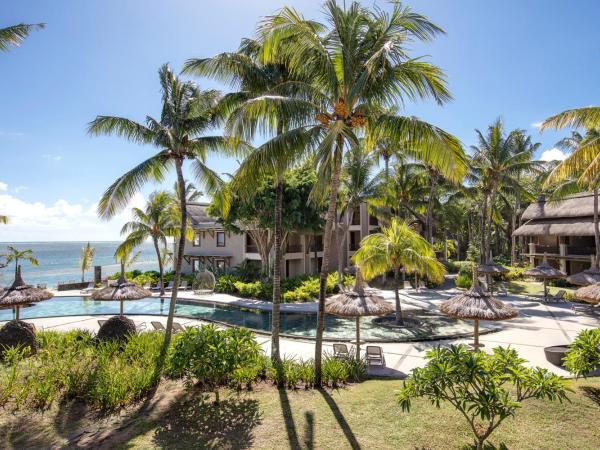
left=0, top=297, right=500, bottom=342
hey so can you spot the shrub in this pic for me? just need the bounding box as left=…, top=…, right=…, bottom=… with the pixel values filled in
left=167, top=324, right=261, bottom=401
left=97, top=316, right=137, bottom=342
left=397, top=345, right=570, bottom=450
left=0, top=320, right=37, bottom=356
left=455, top=271, right=472, bottom=289
left=564, top=328, right=600, bottom=378
left=214, top=275, right=238, bottom=293
left=322, top=355, right=349, bottom=387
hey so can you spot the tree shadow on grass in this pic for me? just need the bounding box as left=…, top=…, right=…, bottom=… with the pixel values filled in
left=317, top=388, right=361, bottom=450
left=277, top=387, right=302, bottom=450
left=152, top=395, right=261, bottom=449
left=580, top=386, right=600, bottom=407
left=303, top=411, right=314, bottom=450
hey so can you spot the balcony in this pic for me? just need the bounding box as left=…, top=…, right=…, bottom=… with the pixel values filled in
left=286, top=244, right=302, bottom=253
left=566, top=246, right=596, bottom=256
left=306, top=244, right=323, bottom=253
left=526, top=243, right=595, bottom=261
left=245, top=245, right=259, bottom=254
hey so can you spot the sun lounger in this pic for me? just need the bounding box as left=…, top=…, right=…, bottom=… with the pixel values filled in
left=333, top=343, right=351, bottom=359
left=134, top=321, right=147, bottom=332
left=142, top=282, right=151, bottom=289
left=365, top=345, right=385, bottom=366
left=151, top=321, right=166, bottom=331
left=180, top=280, right=188, bottom=291
left=173, top=322, right=186, bottom=333
left=98, top=320, right=107, bottom=327
left=165, top=281, right=175, bottom=291
left=547, top=290, right=567, bottom=303
left=151, top=281, right=164, bottom=291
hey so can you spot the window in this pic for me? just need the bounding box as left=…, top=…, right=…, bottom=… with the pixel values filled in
left=192, top=259, right=199, bottom=273
left=193, top=233, right=201, bottom=247
left=215, top=259, right=226, bottom=269
left=216, top=231, right=226, bottom=247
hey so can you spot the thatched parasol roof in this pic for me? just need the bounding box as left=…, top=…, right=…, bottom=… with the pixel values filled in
left=325, top=271, right=394, bottom=318
left=524, top=254, right=565, bottom=279
left=477, top=255, right=509, bottom=275
left=566, top=255, right=600, bottom=286
left=0, top=266, right=53, bottom=308
left=574, top=282, right=600, bottom=305
left=440, top=275, right=518, bottom=321
left=91, top=274, right=151, bottom=301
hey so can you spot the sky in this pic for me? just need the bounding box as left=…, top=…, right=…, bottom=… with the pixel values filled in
left=1, top=0, right=599, bottom=241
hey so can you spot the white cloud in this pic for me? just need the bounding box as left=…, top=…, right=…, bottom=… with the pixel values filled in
left=540, top=147, right=568, bottom=162
left=13, top=186, right=28, bottom=193
left=530, top=122, right=543, bottom=129
left=0, top=181, right=146, bottom=241
left=43, top=154, right=63, bottom=161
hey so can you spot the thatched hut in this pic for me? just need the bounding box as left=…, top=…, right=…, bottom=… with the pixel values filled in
left=567, top=255, right=600, bottom=286
left=524, top=253, right=566, bottom=302
left=440, top=271, right=518, bottom=348
left=0, top=265, right=53, bottom=319
left=325, top=270, right=394, bottom=359
left=573, top=282, right=600, bottom=305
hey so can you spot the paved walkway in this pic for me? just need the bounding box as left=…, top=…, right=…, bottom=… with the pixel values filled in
left=15, top=286, right=600, bottom=379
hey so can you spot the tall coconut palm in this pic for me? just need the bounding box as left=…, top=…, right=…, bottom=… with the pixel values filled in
left=174, top=181, right=203, bottom=204
left=0, top=23, right=44, bottom=52
left=89, top=64, right=244, bottom=373
left=0, top=246, right=39, bottom=279
left=184, top=37, right=304, bottom=364
left=232, top=1, right=466, bottom=384
left=353, top=218, right=445, bottom=324
left=80, top=242, right=96, bottom=282
left=115, top=191, right=189, bottom=296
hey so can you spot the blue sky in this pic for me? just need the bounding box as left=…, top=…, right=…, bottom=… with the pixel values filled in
left=1, top=0, right=599, bottom=241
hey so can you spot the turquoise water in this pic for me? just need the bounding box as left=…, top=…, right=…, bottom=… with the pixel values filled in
left=0, top=241, right=160, bottom=288
left=0, top=296, right=499, bottom=341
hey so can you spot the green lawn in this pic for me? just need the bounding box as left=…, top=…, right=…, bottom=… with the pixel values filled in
left=1, top=378, right=599, bottom=449
left=497, top=280, right=575, bottom=297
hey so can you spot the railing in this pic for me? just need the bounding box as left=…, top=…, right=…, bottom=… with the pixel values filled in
left=566, top=246, right=596, bottom=256
left=306, top=244, right=323, bottom=253
left=286, top=244, right=302, bottom=253
left=532, top=244, right=559, bottom=254
left=245, top=245, right=259, bottom=253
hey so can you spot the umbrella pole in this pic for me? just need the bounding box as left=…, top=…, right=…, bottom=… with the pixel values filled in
left=544, top=279, right=547, bottom=302
left=473, top=319, right=479, bottom=350
left=355, top=317, right=361, bottom=360
left=15, top=305, right=20, bottom=320
left=120, top=300, right=124, bottom=316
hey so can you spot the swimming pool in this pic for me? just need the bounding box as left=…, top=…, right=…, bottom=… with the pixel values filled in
left=0, top=296, right=500, bottom=342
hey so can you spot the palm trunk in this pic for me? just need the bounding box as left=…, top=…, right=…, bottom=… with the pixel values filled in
left=426, top=172, right=437, bottom=244
left=156, top=158, right=187, bottom=375
left=480, top=196, right=487, bottom=263
left=313, top=234, right=318, bottom=274
left=271, top=181, right=283, bottom=364
left=337, top=210, right=350, bottom=288
left=14, top=258, right=19, bottom=280
left=153, top=237, right=165, bottom=296
left=394, top=268, right=403, bottom=324
left=594, top=188, right=600, bottom=267
left=314, top=139, right=343, bottom=387
left=486, top=185, right=497, bottom=260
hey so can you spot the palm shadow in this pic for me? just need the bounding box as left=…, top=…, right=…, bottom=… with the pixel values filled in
left=580, top=386, right=600, bottom=407
left=317, top=388, right=361, bottom=450
left=278, top=387, right=302, bottom=450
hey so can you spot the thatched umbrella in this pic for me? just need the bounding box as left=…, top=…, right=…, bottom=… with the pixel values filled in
left=477, top=253, right=509, bottom=294
left=0, top=265, right=53, bottom=319
left=524, top=253, right=566, bottom=302
left=325, top=269, right=394, bottom=359
left=573, top=282, right=600, bottom=305
left=567, top=255, right=600, bottom=286
left=440, top=270, right=518, bottom=349
left=91, top=266, right=151, bottom=315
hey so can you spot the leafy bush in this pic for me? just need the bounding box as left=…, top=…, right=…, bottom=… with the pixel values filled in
left=497, top=265, right=527, bottom=281
left=0, top=330, right=163, bottom=411
left=564, top=328, right=600, bottom=378
left=214, top=275, right=238, bottom=293
left=397, top=345, right=570, bottom=450
left=455, top=271, right=472, bottom=289
left=322, top=355, right=349, bottom=387
left=167, top=324, right=261, bottom=400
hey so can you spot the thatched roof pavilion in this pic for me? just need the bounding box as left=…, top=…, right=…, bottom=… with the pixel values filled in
left=0, top=265, right=53, bottom=319
left=567, top=255, right=600, bottom=286
left=524, top=253, right=566, bottom=301
left=573, top=282, right=600, bottom=305
left=91, top=273, right=151, bottom=315
left=326, top=269, right=394, bottom=359
left=440, top=271, right=518, bottom=348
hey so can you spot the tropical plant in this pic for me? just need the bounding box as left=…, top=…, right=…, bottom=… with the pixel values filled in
left=167, top=324, right=261, bottom=402
left=0, top=23, right=44, bottom=53
left=174, top=181, right=203, bottom=203
left=115, top=191, right=188, bottom=295
left=564, top=328, right=600, bottom=378
left=352, top=218, right=446, bottom=323
left=79, top=242, right=96, bottom=282
left=0, top=215, right=7, bottom=224
left=234, top=0, right=466, bottom=384
left=0, top=246, right=39, bottom=279
left=89, top=64, right=245, bottom=374
left=397, top=345, right=570, bottom=450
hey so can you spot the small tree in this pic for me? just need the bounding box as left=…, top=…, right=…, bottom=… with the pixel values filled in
left=80, top=242, right=96, bottom=282
left=564, top=328, right=600, bottom=378
left=0, top=246, right=39, bottom=279
left=397, top=345, right=570, bottom=450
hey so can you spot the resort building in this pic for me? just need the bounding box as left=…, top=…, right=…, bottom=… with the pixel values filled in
left=513, top=192, right=597, bottom=275
left=179, top=202, right=379, bottom=277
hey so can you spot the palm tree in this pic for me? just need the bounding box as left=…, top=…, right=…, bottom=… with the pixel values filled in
left=0, top=23, right=44, bottom=52
left=80, top=242, right=96, bottom=282
left=353, top=218, right=445, bottom=324
left=89, top=64, right=243, bottom=373
left=115, top=191, right=187, bottom=296
left=184, top=37, right=302, bottom=364
left=233, top=1, right=466, bottom=384
left=0, top=216, right=7, bottom=224
left=469, top=119, right=543, bottom=261
left=174, top=181, right=203, bottom=203
left=0, top=246, right=39, bottom=279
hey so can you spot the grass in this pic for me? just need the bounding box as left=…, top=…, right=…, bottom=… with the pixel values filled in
left=498, top=280, right=575, bottom=297
left=1, top=377, right=599, bottom=449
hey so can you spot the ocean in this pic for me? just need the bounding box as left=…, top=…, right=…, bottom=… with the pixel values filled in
left=0, top=241, right=162, bottom=288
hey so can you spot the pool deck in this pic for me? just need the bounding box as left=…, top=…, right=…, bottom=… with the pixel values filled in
left=9, top=286, right=599, bottom=379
